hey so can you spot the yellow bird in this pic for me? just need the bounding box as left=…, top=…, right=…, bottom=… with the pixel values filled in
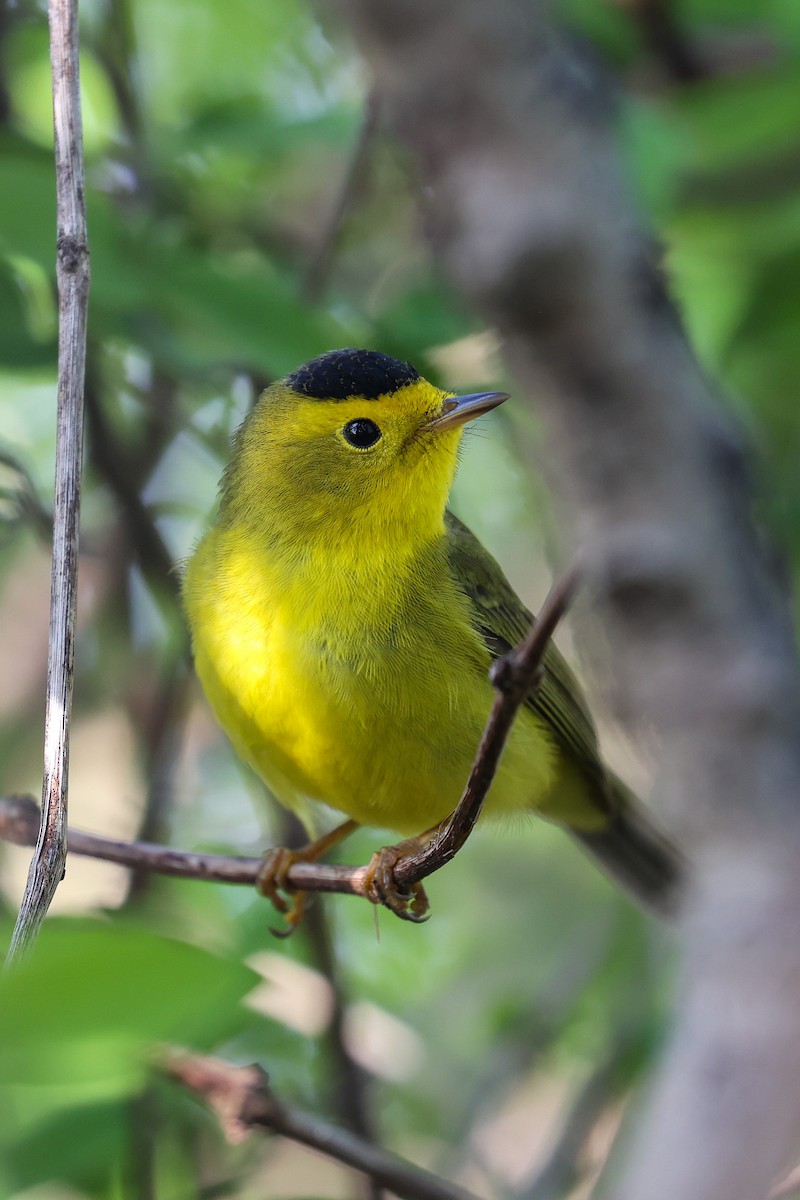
left=183, top=348, right=680, bottom=927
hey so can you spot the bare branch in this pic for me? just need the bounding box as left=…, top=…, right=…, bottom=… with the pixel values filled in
left=161, top=1049, right=479, bottom=1200
left=0, top=794, right=268, bottom=887
left=518, top=1030, right=634, bottom=1200
left=303, top=89, right=381, bottom=303
left=276, top=808, right=386, bottom=1200
left=6, top=0, right=89, bottom=965
left=629, top=0, right=709, bottom=83
left=327, top=2, right=800, bottom=1198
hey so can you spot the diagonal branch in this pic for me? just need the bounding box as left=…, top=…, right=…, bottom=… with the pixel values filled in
left=161, top=1049, right=480, bottom=1200
left=6, top=0, right=89, bottom=966
left=303, top=88, right=382, bottom=303
left=392, top=562, right=580, bottom=891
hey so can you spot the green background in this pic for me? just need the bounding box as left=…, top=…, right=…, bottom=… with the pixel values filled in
left=0, top=0, right=798, bottom=1196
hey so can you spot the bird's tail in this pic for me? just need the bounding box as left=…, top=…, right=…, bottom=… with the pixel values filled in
left=570, top=777, right=684, bottom=918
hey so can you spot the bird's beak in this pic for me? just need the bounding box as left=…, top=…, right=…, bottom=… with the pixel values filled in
left=424, top=391, right=510, bottom=433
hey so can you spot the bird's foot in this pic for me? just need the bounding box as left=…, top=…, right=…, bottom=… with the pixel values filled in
left=256, top=819, right=359, bottom=937
left=256, top=846, right=310, bottom=938
left=361, top=839, right=431, bottom=923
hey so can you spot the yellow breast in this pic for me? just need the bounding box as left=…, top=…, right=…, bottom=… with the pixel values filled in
left=183, top=523, right=558, bottom=836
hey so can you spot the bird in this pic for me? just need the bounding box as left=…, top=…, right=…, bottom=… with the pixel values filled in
left=182, top=347, right=681, bottom=930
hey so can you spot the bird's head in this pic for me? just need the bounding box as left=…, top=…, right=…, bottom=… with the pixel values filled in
left=222, top=348, right=508, bottom=548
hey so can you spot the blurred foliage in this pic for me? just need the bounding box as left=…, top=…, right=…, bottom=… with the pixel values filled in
left=0, top=0, right=799, bottom=1196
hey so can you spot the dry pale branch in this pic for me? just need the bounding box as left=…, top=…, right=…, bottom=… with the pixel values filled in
left=329, top=2, right=800, bottom=1199
left=7, top=0, right=89, bottom=966
left=161, top=1049, right=479, bottom=1200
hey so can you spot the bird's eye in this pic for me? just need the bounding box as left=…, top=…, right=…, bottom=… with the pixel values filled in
left=342, top=418, right=381, bottom=449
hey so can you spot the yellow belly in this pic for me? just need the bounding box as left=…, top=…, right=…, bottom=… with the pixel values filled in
left=184, top=527, right=596, bottom=836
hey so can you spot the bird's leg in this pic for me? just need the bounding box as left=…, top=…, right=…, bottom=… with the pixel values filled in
left=361, top=825, right=442, bottom=923
left=257, top=818, right=359, bottom=937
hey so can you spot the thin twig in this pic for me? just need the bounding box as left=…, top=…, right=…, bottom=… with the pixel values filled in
left=0, top=448, right=53, bottom=542
left=392, top=563, right=581, bottom=891
left=0, top=567, right=579, bottom=915
left=124, top=657, right=192, bottom=905
left=162, top=1050, right=479, bottom=1200
left=303, top=89, right=381, bottom=303
left=0, top=795, right=265, bottom=885
left=305, top=907, right=386, bottom=1200
left=276, top=808, right=385, bottom=1200
left=437, top=916, right=614, bottom=1185
left=6, top=0, right=89, bottom=965
left=518, top=1031, right=636, bottom=1200
left=83, top=361, right=178, bottom=603
left=628, top=0, right=709, bottom=83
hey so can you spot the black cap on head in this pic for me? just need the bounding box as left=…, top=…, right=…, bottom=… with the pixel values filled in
left=287, top=349, right=420, bottom=401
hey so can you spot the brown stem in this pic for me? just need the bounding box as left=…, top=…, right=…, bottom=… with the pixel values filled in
left=161, top=1049, right=479, bottom=1200
left=393, top=563, right=580, bottom=891
left=275, top=808, right=384, bottom=1200
left=628, top=0, right=709, bottom=83
left=303, top=89, right=381, bottom=303
left=518, top=1030, right=637, bottom=1200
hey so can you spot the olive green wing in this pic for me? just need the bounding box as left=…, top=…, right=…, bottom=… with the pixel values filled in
left=445, top=512, right=684, bottom=914
left=444, top=510, right=605, bottom=793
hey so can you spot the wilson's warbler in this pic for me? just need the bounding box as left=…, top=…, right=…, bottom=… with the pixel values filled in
left=183, top=348, right=680, bottom=926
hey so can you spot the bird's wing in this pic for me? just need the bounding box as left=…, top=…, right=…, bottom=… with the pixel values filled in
left=445, top=510, right=605, bottom=790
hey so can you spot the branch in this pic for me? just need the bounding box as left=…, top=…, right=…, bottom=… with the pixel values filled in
left=84, top=360, right=179, bottom=603
left=0, top=566, right=578, bottom=910
left=6, top=0, right=89, bottom=965
left=303, top=88, right=381, bottom=303
left=329, top=3, right=800, bottom=1199
left=392, top=563, right=580, bottom=891
left=276, top=808, right=386, bottom=1200
left=161, top=1049, right=479, bottom=1200
left=629, top=0, right=709, bottom=83
left=0, top=447, right=53, bottom=543
left=123, top=655, right=192, bottom=905
left=0, top=794, right=267, bottom=887
left=518, top=1031, right=635, bottom=1200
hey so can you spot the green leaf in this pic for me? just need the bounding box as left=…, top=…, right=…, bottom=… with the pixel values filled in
left=0, top=136, right=57, bottom=268
left=0, top=256, right=57, bottom=368
left=0, top=917, right=258, bottom=1134
left=87, top=197, right=352, bottom=375
left=178, top=96, right=358, bottom=156
left=135, top=0, right=336, bottom=125
left=0, top=917, right=257, bottom=1046
left=3, top=1101, right=127, bottom=1191
left=679, top=68, right=800, bottom=176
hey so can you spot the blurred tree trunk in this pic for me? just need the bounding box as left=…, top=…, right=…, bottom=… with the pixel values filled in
left=332, top=2, right=800, bottom=1198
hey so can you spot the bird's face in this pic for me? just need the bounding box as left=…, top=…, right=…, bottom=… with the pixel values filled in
left=225, top=350, right=508, bottom=546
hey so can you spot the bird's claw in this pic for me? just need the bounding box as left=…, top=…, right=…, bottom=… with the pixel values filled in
left=362, top=844, right=431, bottom=923
left=256, top=847, right=308, bottom=937
left=254, top=820, right=359, bottom=937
